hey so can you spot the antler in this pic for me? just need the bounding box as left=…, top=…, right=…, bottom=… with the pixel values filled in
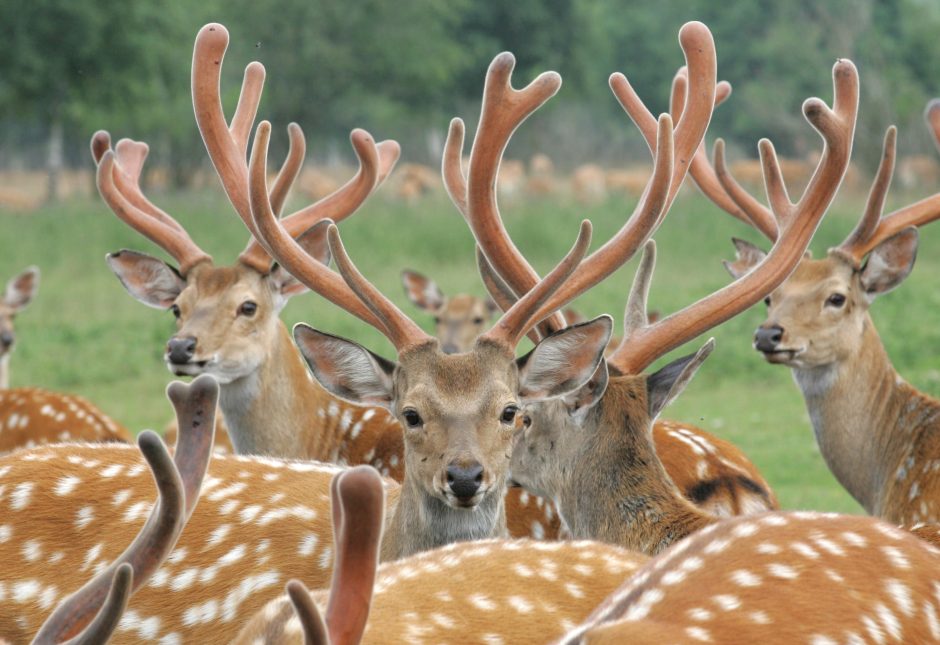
left=90, top=132, right=212, bottom=276
left=32, top=374, right=219, bottom=643
left=836, top=117, right=940, bottom=260
left=449, top=23, right=718, bottom=339
left=191, top=23, right=400, bottom=273
left=284, top=466, right=387, bottom=645
left=607, top=59, right=859, bottom=374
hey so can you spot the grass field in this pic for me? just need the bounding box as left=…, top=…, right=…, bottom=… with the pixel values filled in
left=2, top=183, right=939, bottom=515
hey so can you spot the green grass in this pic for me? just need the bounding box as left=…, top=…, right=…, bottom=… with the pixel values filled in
left=2, top=185, right=939, bottom=515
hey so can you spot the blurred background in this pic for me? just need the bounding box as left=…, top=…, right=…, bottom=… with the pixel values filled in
left=1, top=0, right=939, bottom=512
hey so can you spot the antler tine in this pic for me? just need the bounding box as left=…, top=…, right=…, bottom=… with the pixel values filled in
left=285, top=580, right=329, bottom=645
left=711, top=139, right=779, bottom=240
left=166, top=373, right=218, bottom=521
left=838, top=126, right=897, bottom=258
left=927, top=99, right=940, bottom=152
left=95, top=150, right=211, bottom=275
left=481, top=220, right=592, bottom=349
left=620, top=240, right=657, bottom=343
left=463, top=52, right=568, bottom=333
left=443, top=117, right=469, bottom=220
left=327, top=224, right=432, bottom=351
left=269, top=122, right=307, bottom=218
left=247, top=122, right=389, bottom=331
left=475, top=247, right=542, bottom=345
left=324, top=467, right=385, bottom=645
left=608, top=59, right=858, bottom=375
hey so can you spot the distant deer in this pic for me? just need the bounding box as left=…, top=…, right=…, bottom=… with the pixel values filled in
left=560, top=511, right=940, bottom=644
left=689, top=95, right=940, bottom=524
left=234, top=465, right=650, bottom=645
left=508, top=52, right=859, bottom=554
left=0, top=266, right=131, bottom=452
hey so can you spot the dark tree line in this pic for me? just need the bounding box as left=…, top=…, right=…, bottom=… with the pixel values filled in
left=1, top=0, right=939, bottom=197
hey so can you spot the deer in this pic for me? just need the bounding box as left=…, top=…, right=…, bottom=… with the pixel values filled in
left=506, top=50, right=859, bottom=555
left=686, top=91, right=940, bottom=525
left=559, top=511, right=940, bottom=644
left=234, top=465, right=651, bottom=645
left=27, top=375, right=217, bottom=645
left=0, top=266, right=132, bottom=453
left=455, top=22, right=779, bottom=520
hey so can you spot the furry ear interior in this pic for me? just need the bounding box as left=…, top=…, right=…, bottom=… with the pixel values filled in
left=517, top=316, right=612, bottom=402
left=401, top=270, right=445, bottom=312
left=560, top=360, right=609, bottom=423
left=859, top=227, right=918, bottom=301
left=4, top=266, right=40, bottom=311
left=270, top=220, right=333, bottom=301
left=293, top=324, right=396, bottom=408
left=646, top=339, right=715, bottom=420
left=107, top=250, right=185, bottom=310
left=722, top=238, right=766, bottom=279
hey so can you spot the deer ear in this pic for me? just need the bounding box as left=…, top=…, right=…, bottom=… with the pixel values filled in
left=401, top=270, right=445, bottom=312
left=4, top=266, right=40, bottom=311
left=293, top=324, right=396, bottom=408
left=722, top=238, right=766, bottom=279
left=107, top=250, right=185, bottom=310
left=270, top=220, right=333, bottom=302
left=517, top=316, right=612, bottom=402
left=859, top=227, right=918, bottom=301
left=561, top=360, right=609, bottom=423
left=646, top=339, right=714, bottom=420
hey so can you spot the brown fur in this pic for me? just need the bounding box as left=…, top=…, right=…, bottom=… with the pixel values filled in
left=234, top=538, right=649, bottom=644
left=561, top=513, right=940, bottom=644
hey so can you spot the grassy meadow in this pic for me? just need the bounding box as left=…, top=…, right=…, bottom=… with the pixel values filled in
left=2, top=182, right=939, bottom=515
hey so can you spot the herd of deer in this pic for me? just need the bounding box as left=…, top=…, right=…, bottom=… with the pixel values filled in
left=2, top=19, right=940, bottom=644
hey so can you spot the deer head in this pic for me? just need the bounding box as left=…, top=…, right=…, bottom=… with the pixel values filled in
left=400, top=269, right=498, bottom=354
left=0, top=266, right=39, bottom=383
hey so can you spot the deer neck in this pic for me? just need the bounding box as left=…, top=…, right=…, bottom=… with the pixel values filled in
left=0, top=355, right=8, bottom=389
left=561, top=379, right=714, bottom=555
left=791, top=316, right=936, bottom=517
left=218, top=321, right=336, bottom=459
left=381, top=474, right=507, bottom=562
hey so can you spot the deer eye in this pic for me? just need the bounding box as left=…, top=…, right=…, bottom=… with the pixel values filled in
left=826, top=293, right=846, bottom=308
left=239, top=301, right=258, bottom=317
left=402, top=408, right=423, bottom=428
left=433, top=316, right=442, bottom=325
left=763, top=297, right=771, bottom=307
left=473, top=317, right=485, bottom=325
left=170, top=304, right=181, bottom=319
left=501, top=405, right=519, bottom=425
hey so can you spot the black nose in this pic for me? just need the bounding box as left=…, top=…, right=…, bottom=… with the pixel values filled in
left=754, top=325, right=784, bottom=352
left=0, top=332, right=13, bottom=349
left=167, top=336, right=197, bottom=364
left=441, top=342, right=460, bottom=355
left=446, top=462, right=484, bottom=500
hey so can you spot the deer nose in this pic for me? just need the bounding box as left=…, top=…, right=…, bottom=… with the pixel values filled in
left=167, top=336, right=197, bottom=364
left=446, top=462, right=484, bottom=500
left=754, top=325, right=784, bottom=352
left=441, top=342, right=460, bottom=355
left=0, top=331, right=13, bottom=349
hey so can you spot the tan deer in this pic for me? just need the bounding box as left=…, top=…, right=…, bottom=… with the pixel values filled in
left=508, top=51, right=859, bottom=554
left=559, top=511, right=940, bottom=644
left=28, top=375, right=217, bottom=644
left=92, top=23, right=407, bottom=468
left=0, top=266, right=132, bottom=453
left=234, top=465, right=650, bottom=645
left=461, top=22, right=779, bottom=520
left=688, top=97, right=940, bottom=525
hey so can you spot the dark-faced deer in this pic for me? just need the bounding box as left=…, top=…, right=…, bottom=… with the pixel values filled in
left=0, top=266, right=132, bottom=453
left=509, top=50, right=859, bottom=554
left=690, top=96, right=940, bottom=525
left=560, top=511, right=940, bottom=644
left=234, top=465, right=649, bottom=645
